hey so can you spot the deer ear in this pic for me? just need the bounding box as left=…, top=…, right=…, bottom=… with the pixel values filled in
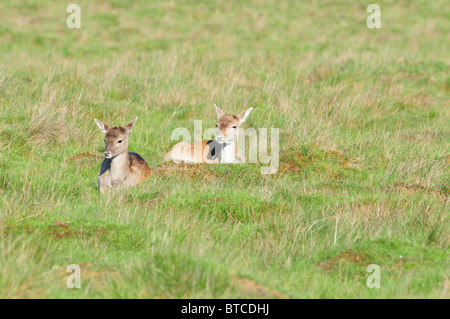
left=125, top=117, right=138, bottom=134
left=214, top=104, right=225, bottom=119
left=237, top=107, right=253, bottom=123
left=94, top=119, right=110, bottom=133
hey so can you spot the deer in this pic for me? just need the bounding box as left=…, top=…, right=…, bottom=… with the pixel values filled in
left=94, top=117, right=152, bottom=193
left=163, top=105, right=253, bottom=164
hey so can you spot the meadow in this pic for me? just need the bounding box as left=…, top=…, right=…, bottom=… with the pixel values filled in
left=0, top=0, right=448, bottom=298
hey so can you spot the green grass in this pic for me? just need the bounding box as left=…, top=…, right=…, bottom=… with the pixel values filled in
left=0, top=0, right=449, bottom=298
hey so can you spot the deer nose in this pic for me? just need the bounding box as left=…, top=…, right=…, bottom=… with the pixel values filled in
left=104, top=151, right=112, bottom=158
left=216, top=135, right=225, bottom=143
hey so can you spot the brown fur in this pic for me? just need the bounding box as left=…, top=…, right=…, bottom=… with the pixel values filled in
left=95, top=118, right=152, bottom=193
left=163, top=105, right=252, bottom=164
left=128, top=152, right=152, bottom=182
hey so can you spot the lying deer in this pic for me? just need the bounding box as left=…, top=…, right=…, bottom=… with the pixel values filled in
left=163, top=105, right=253, bottom=164
left=94, top=117, right=152, bottom=193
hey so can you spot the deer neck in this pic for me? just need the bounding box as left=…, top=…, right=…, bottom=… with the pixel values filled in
left=219, top=140, right=237, bottom=163
left=109, top=151, right=130, bottom=182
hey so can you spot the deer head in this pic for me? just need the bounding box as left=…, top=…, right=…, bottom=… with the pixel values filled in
left=94, top=118, right=138, bottom=159
left=214, top=104, right=253, bottom=144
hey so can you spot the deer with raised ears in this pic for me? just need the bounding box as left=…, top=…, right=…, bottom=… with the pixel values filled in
left=163, top=105, right=253, bottom=164
left=94, top=117, right=152, bottom=193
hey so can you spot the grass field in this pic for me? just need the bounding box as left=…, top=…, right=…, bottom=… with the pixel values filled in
left=0, top=0, right=448, bottom=298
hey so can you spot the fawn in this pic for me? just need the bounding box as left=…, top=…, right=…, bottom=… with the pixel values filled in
left=94, top=117, right=151, bottom=193
left=163, top=105, right=253, bottom=164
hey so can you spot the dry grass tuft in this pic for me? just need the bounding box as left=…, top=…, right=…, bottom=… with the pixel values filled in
left=153, top=162, right=220, bottom=180
left=279, top=144, right=356, bottom=173
left=387, top=183, right=449, bottom=201
left=233, top=276, right=289, bottom=299
left=318, top=250, right=368, bottom=272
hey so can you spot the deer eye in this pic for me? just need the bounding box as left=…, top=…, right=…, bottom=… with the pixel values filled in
left=232, top=125, right=237, bottom=129
left=117, top=139, right=123, bottom=143
left=215, top=124, right=218, bottom=127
